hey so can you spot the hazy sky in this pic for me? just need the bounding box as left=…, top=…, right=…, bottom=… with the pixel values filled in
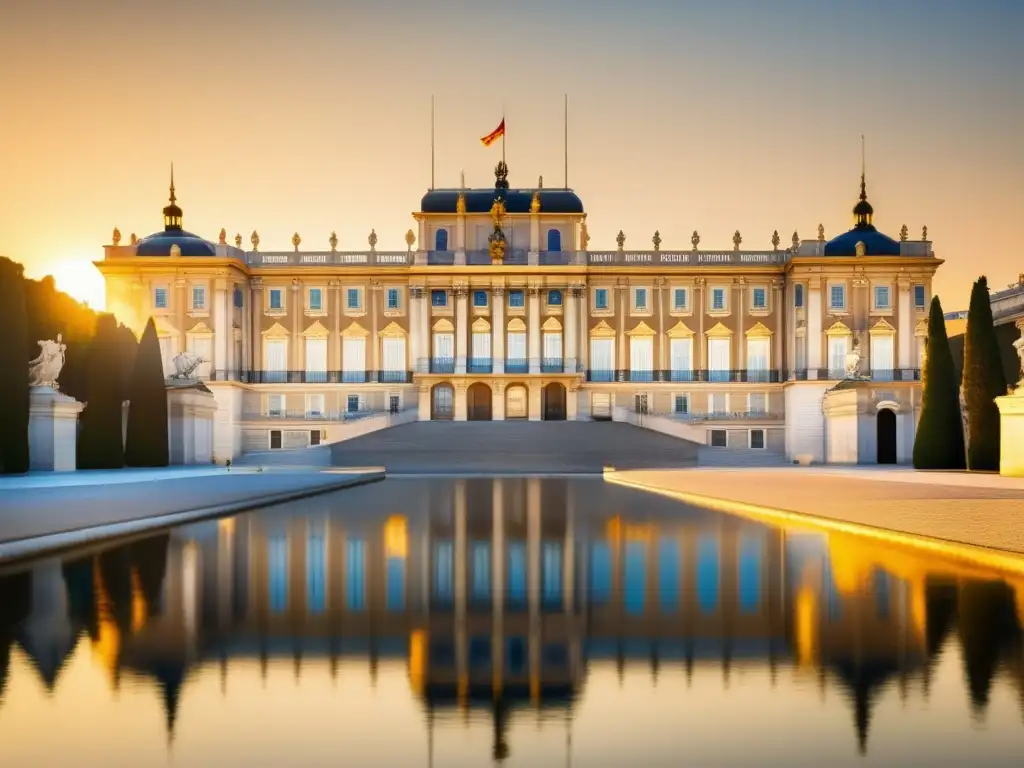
left=1, top=0, right=1021, bottom=310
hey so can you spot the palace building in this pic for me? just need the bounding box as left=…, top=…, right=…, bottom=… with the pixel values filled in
left=97, top=162, right=941, bottom=464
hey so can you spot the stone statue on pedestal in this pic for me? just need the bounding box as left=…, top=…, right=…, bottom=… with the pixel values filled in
left=844, top=335, right=863, bottom=379
left=28, top=334, right=67, bottom=389
left=170, top=351, right=205, bottom=380
left=1013, top=336, right=1024, bottom=389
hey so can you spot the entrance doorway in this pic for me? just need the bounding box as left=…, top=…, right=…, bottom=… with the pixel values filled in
left=877, top=408, right=897, bottom=464
left=506, top=385, right=528, bottom=419
left=431, top=383, right=454, bottom=421
left=467, top=383, right=493, bottom=421
left=542, top=383, right=567, bottom=421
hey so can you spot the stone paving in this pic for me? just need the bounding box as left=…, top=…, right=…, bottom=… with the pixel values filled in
left=607, top=467, right=1024, bottom=555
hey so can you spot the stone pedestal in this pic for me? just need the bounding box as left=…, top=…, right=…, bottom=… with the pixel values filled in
left=28, top=386, right=84, bottom=471
left=167, top=383, right=218, bottom=465
left=995, top=389, right=1024, bottom=477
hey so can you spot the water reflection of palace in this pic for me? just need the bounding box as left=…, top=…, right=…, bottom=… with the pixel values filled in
left=2, top=478, right=1024, bottom=760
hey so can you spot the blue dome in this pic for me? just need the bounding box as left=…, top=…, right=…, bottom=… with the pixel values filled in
left=135, top=230, right=217, bottom=257
left=421, top=188, right=584, bottom=215
left=824, top=225, right=901, bottom=256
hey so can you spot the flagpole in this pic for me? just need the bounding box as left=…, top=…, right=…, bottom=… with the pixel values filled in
left=502, top=104, right=506, bottom=165
left=564, top=93, right=568, bottom=189
left=430, top=95, right=435, bottom=190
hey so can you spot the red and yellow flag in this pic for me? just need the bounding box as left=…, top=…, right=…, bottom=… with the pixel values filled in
left=480, top=118, right=505, bottom=147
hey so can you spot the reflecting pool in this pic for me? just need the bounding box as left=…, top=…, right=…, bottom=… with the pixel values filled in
left=2, top=477, right=1024, bottom=766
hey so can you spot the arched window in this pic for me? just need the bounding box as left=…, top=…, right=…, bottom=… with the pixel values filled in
left=435, top=229, right=449, bottom=251
left=546, top=229, right=561, bottom=252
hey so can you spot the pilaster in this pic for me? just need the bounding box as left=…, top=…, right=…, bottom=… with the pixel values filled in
left=455, top=284, right=469, bottom=374
left=807, top=278, right=823, bottom=374
left=175, top=277, right=187, bottom=354
left=290, top=279, right=301, bottom=371
left=578, top=285, right=589, bottom=369
left=454, top=381, right=468, bottom=421
left=492, top=381, right=506, bottom=420
left=736, top=277, right=746, bottom=371
left=213, top=277, right=228, bottom=375
left=370, top=280, right=381, bottom=373
left=772, top=278, right=784, bottom=375
left=528, top=382, right=542, bottom=422
left=656, top=278, right=666, bottom=371
left=897, top=276, right=913, bottom=369
left=528, top=286, right=541, bottom=374
left=565, top=285, right=580, bottom=372
left=329, top=281, right=341, bottom=370
left=695, top=278, right=706, bottom=369
left=492, top=286, right=506, bottom=374
left=250, top=279, right=263, bottom=371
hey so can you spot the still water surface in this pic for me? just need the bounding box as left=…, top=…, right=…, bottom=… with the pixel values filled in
left=1, top=477, right=1023, bottom=767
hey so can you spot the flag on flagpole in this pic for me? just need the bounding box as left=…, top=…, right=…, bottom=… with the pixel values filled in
left=480, top=118, right=505, bottom=147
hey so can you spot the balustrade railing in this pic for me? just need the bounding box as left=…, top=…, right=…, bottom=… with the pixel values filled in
left=541, top=357, right=565, bottom=373
left=585, top=369, right=785, bottom=383
left=430, top=358, right=456, bottom=374
left=467, top=357, right=493, bottom=374
left=504, top=358, right=529, bottom=374
left=246, top=251, right=410, bottom=267
left=244, top=370, right=413, bottom=384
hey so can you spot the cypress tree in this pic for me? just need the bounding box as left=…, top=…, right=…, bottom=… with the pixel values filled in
left=962, top=276, right=1007, bottom=471
left=125, top=318, right=169, bottom=467
left=913, top=296, right=965, bottom=469
left=0, top=259, right=30, bottom=474
left=78, top=313, right=125, bottom=469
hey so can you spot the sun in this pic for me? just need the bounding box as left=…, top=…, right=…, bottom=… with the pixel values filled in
left=48, top=259, right=106, bottom=310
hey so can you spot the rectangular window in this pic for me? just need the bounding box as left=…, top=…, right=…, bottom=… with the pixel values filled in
left=752, top=287, right=766, bottom=309
left=712, top=288, right=726, bottom=311
left=708, top=338, right=730, bottom=382
left=710, top=430, right=727, bottom=448
left=191, top=286, right=206, bottom=310
left=874, top=285, right=890, bottom=310
left=305, top=337, right=327, bottom=378
left=548, top=290, right=563, bottom=306
left=307, top=394, right=325, bottom=417
left=794, top=284, right=805, bottom=308
left=310, top=430, right=322, bottom=446
left=634, top=288, right=647, bottom=310
left=264, top=339, right=287, bottom=373
left=673, top=288, right=687, bottom=310
left=711, top=392, right=728, bottom=414
left=342, top=337, right=366, bottom=379
left=387, top=287, right=399, bottom=310
left=748, top=392, right=767, bottom=414
left=473, top=290, right=488, bottom=307
left=154, top=287, right=168, bottom=309
left=509, top=290, right=525, bottom=308
left=269, top=430, right=282, bottom=450
left=750, top=429, right=766, bottom=450
left=830, top=285, right=846, bottom=311
left=674, top=394, right=689, bottom=414
left=914, top=284, right=926, bottom=309
left=431, top=290, right=447, bottom=307
left=347, top=394, right=360, bottom=413
left=269, top=289, right=283, bottom=310
left=595, top=288, right=608, bottom=310
left=309, top=288, right=322, bottom=311
left=669, top=338, right=693, bottom=379
left=347, top=288, right=360, bottom=309
left=382, top=337, right=406, bottom=373
left=268, top=394, right=284, bottom=416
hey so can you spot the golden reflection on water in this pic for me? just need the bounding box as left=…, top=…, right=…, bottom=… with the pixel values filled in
left=1, top=477, right=1023, bottom=767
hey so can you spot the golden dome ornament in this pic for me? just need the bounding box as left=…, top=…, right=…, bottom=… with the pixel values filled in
left=292, top=232, right=302, bottom=251
left=250, top=231, right=260, bottom=252
left=329, top=231, right=338, bottom=251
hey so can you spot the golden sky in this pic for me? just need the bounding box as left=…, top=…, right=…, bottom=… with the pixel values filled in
left=0, top=1, right=1021, bottom=311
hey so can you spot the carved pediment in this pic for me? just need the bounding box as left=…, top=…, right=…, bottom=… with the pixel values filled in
left=432, top=318, right=455, bottom=333
left=825, top=319, right=852, bottom=337
left=379, top=321, right=407, bottom=338
left=542, top=317, right=563, bottom=332
left=627, top=321, right=655, bottom=337
left=744, top=321, right=773, bottom=338
left=261, top=321, right=289, bottom=339
left=471, top=317, right=491, bottom=333
left=589, top=319, right=616, bottom=339
left=302, top=320, right=330, bottom=338
left=507, top=317, right=527, bottom=332
left=869, top=317, right=896, bottom=335
left=704, top=321, right=733, bottom=338
left=666, top=320, right=695, bottom=338
left=342, top=321, right=369, bottom=338
left=186, top=321, right=214, bottom=336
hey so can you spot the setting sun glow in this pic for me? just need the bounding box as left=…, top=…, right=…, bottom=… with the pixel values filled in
left=42, top=259, right=106, bottom=310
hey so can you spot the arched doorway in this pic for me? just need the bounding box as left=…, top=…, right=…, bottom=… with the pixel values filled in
left=877, top=408, right=897, bottom=464
left=431, top=383, right=454, bottom=421
left=542, top=383, right=567, bottom=421
left=506, top=384, right=528, bottom=420
left=467, top=382, right=492, bottom=421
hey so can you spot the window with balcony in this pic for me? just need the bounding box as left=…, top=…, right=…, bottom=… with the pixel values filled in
left=381, top=337, right=407, bottom=380
left=914, top=284, right=926, bottom=309
left=830, top=285, right=846, bottom=311
left=547, top=289, right=562, bottom=307
left=509, top=290, right=525, bottom=308
left=827, top=335, right=849, bottom=378
left=268, top=394, right=284, bottom=417
left=308, top=288, right=322, bottom=312
left=347, top=288, right=361, bottom=310
left=870, top=333, right=895, bottom=380
left=794, top=284, right=804, bottom=308
left=435, top=229, right=448, bottom=251
left=669, top=338, right=693, bottom=381
left=473, top=290, right=488, bottom=307
left=746, top=338, right=770, bottom=382
left=543, top=332, right=563, bottom=371
left=748, top=392, right=767, bottom=415
left=307, top=394, right=325, bottom=417
left=264, top=339, right=287, bottom=381
left=269, top=289, right=283, bottom=310
left=874, top=286, right=891, bottom=310
left=673, top=288, right=688, bottom=311
left=154, top=287, right=168, bottom=309
left=431, top=290, right=447, bottom=307
left=751, top=287, right=767, bottom=310
left=191, top=286, right=206, bottom=311
left=708, top=338, right=730, bottom=382
left=387, top=287, right=400, bottom=310
left=595, top=288, right=608, bottom=310
left=305, top=337, right=327, bottom=382
left=710, top=393, right=728, bottom=414
left=342, top=337, right=366, bottom=381
left=589, top=338, right=614, bottom=381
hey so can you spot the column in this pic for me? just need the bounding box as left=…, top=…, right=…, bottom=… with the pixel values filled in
left=408, top=286, right=422, bottom=372
left=617, top=283, right=628, bottom=373
left=785, top=280, right=796, bottom=380
left=454, top=481, right=467, bottom=694
left=773, top=279, right=783, bottom=379
left=175, top=277, right=187, bottom=356
left=578, top=286, right=589, bottom=370
left=897, top=278, right=912, bottom=370
left=492, top=287, right=505, bottom=374
left=656, top=278, right=665, bottom=377
left=564, top=285, right=578, bottom=372
left=695, top=278, right=706, bottom=369
left=370, top=282, right=380, bottom=377
left=807, top=279, right=822, bottom=375
left=491, top=480, right=505, bottom=694
left=290, top=279, right=301, bottom=371
left=329, top=281, right=341, bottom=372
left=455, top=285, right=469, bottom=374
left=250, top=279, right=263, bottom=372
left=528, top=287, right=541, bottom=373
left=420, top=287, right=430, bottom=373
left=213, top=279, right=228, bottom=377
left=736, top=278, right=746, bottom=373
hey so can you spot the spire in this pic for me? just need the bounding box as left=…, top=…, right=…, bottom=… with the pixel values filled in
left=852, top=135, right=874, bottom=229
left=162, top=163, right=184, bottom=231
left=169, top=162, right=176, bottom=206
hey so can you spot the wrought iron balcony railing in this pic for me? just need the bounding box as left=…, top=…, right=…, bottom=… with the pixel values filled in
left=467, top=357, right=493, bottom=374
left=541, top=357, right=565, bottom=373
left=430, top=357, right=456, bottom=374
left=504, top=358, right=529, bottom=374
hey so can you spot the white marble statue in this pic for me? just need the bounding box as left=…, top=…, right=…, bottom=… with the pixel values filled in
left=27, top=334, right=67, bottom=389
left=844, top=338, right=862, bottom=379
left=1013, top=335, right=1024, bottom=386
left=170, top=351, right=205, bottom=380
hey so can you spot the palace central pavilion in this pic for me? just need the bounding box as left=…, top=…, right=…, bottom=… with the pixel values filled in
left=97, top=162, right=940, bottom=465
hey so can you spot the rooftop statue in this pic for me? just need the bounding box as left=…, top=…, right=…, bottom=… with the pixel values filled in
left=170, top=351, right=205, bottom=380
left=28, top=334, right=66, bottom=389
